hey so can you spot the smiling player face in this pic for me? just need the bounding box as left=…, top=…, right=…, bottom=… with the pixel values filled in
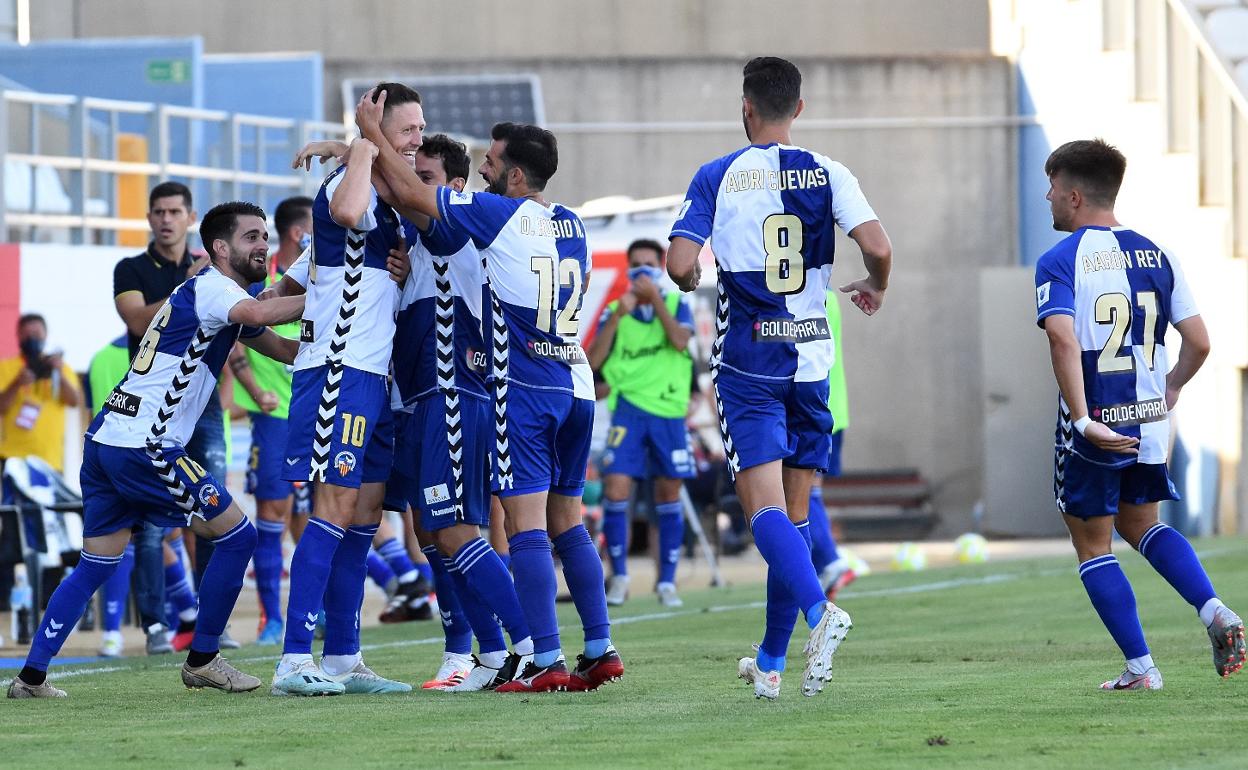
left=381, top=102, right=426, bottom=170
left=220, top=214, right=270, bottom=283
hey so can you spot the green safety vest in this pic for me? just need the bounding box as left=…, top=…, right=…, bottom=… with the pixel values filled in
left=827, top=290, right=849, bottom=434
left=233, top=272, right=299, bottom=418
left=87, top=338, right=132, bottom=415
left=602, top=292, right=693, bottom=419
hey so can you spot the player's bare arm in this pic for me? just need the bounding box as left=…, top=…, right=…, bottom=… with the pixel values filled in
left=838, top=220, right=892, bottom=316
left=666, top=237, right=702, bottom=293
left=228, top=294, right=305, bottom=328
left=356, top=89, right=441, bottom=221
left=328, top=138, right=379, bottom=228
left=241, top=328, right=300, bottom=366
left=1164, top=315, right=1210, bottom=409
left=228, top=343, right=277, bottom=412
left=587, top=293, right=636, bottom=370
left=1043, top=313, right=1139, bottom=454
left=292, top=139, right=348, bottom=172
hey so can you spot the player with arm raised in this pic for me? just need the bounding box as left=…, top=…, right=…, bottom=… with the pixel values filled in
left=8, top=202, right=303, bottom=699
left=666, top=57, right=892, bottom=700
left=1035, top=139, right=1244, bottom=690
left=358, top=90, right=620, bottom=693
left=271, top=82, right=420, bottom=697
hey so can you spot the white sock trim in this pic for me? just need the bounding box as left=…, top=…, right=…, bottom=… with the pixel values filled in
left=320, top=652, right=362, bottom=676
left=1199, top=597, right=1225, bottom=627
left=1125, top=654, right=1155, bottom=675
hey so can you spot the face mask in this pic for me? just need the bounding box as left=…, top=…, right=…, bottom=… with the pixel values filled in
left=19, top=337, right=44, bottom=359
left=298, top=232, right=312, bottom=253
left=627, top=265, right=664, bottom=283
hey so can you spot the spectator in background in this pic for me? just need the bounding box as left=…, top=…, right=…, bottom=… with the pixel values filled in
left=0, top=313, right=82, bottom=471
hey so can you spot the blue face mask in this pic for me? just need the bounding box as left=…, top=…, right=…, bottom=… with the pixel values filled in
left=298, top=231, right=312, bottom=253
left=627, top=265, right=664, bottom=283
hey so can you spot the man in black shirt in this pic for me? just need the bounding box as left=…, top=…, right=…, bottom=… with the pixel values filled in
left=112, top=181, right=237, bottom=653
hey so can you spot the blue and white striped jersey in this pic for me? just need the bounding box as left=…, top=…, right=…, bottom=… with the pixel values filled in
left=90, top=268, right=262, bottom=448
left=390, top=218, right=490, bottom=411
left=294, top=165, right=416, bottom=376
left=1034, top=226, right=1198, bottom=467
left=670, top=143, right=877, bottom=382
left=435, top=187, right=593, bottom=400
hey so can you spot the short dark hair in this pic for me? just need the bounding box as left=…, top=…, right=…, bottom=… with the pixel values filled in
left=273, top=196, right=313, bottom=239
left=200, top=201, right=267, bottom=256
left=1044, top=139, right=1127, bottom=208
left=627, top=238, right=666, bottom=263
left=743, top=57, right=802, bottom=122
left=417, top=134, right=470, bottom=182
left=371, top=82, right=421, bottom=116
left=491, top=122, right=558, bottom=191
left=17, top=313, right=45, bottom=331
left=149, top=181, right=192, bottom=210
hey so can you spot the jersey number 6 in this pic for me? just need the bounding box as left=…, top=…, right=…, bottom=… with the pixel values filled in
left=531, top=256, right=584, bottom=336
left=132, top=303, right=174, bottom=375
left=763, top=213, right=806, bottom=295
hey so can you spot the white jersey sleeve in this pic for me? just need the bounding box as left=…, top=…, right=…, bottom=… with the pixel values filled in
left=819, top=157, right=878, bottom=234
left=285, top=247, right=311, bottom=288
left=195, top=272, right=253, bottom=328
left=325, top=169, right=379, bottom=232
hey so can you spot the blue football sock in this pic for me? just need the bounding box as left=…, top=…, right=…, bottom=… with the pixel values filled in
left=1136, top=523, right=1218, bottom=615
left=101, top=544, right=135, bottom=633
left=253, top=518, right=285, bottom=623
left=379, top=537, right=418, bottom=583
left=323, top=524, right=376, bottom=657
left=454, top=537, right=529, bottom=651
left=807, top=485, right=840, bottom=572
left=421, top=546, right=472, bottom=655
left=751, top=507, right=826, bottom=628
left=165, top=556, right=197, bottom=619
left=190, top=518, right=257, bottom=654
left=759, top=518, right=815, bottom=672
left=1079, top=554, right=1149, bottom=660
left=283, top=517, right=344, bottom=655
left=26, top=550, right=121, bottom=671
left=365, top=548, right=395, bottom=589
left=416, top=560, right=433, bottom=585
left=444, top=558, right=507, bottom=655
left=655, top=501, right=684, bottom=586
left=601, top=498, right=630, bottom=577
left=498, top=552, right=511, bottom=572
left=509, top=529, right=560, bottom=662
left=553, top=524, right=611, bottom=654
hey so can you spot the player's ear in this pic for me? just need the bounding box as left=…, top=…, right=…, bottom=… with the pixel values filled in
left=793, top=98, right=805, bottom=120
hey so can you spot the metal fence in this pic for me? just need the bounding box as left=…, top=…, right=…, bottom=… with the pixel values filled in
left=0, top=88, right=350, bottom=244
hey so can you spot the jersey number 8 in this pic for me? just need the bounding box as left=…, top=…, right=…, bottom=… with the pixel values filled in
left=531, top=256, right=584, bottom=336
left=1095, top=290, right=1158, bottom=373
left=132, top=303, right=174, bottom=375
left=763, top=214, right=806, bottom=295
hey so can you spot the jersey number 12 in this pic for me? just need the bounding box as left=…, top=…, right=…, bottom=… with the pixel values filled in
left=531, top=256, right=583, bottom=336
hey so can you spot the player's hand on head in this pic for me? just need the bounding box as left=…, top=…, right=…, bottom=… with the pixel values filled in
left=386, top=241, right=410, bottom=284
left=839, top=277, right=885, bottom=316
left=356, top=89, right=385, bottom=138
left=1083, top=422, right=1140, bottom=455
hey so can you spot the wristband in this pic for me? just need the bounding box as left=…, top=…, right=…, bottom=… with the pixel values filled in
left=1073, top=415, right=1093, bottom=436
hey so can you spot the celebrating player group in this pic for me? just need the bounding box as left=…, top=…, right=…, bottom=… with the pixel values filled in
left=9, top=53, right=1241, bottom=703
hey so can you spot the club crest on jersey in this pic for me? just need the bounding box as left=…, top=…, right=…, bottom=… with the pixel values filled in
left=198, top=484, right=221, bottom=509
left=335, top=451, right=357, bottom=477
left=752, top=317, right=831, bottom=343
left=448, top=191, right=474, bottom=206
left=1036, top=281, right=1051, bottom=307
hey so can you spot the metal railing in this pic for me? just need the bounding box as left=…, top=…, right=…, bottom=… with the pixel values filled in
left=1104, top=0, right=1248, bottom=257
left=0, top=88, right=350, bottom=244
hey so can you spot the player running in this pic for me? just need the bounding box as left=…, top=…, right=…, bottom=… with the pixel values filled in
left=357, top=89, right=621, bottom=693
left=667, top=57, right=893, bottom=700
left=1034, top=138, right=1245, bottom=690
left=272, top=82, right=420, bottom=697
left=230, top=195, right=313, bottom=646
left=587, top=238, right=697, bottom=608
left=7, top=202, right=303, bottom=698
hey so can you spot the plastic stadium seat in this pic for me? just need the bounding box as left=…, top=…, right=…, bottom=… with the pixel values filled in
left=1206, top=8, right=1248, bottom=61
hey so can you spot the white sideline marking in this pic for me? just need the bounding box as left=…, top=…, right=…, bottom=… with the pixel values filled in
left=6, top=545, right=1241, bottom=686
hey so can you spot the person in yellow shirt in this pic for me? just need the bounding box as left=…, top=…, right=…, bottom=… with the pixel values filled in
left=0, top=314, right=82, bottom=472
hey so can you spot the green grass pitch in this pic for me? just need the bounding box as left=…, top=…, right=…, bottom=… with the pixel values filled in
left=4, top=540, right=1246, bottom=769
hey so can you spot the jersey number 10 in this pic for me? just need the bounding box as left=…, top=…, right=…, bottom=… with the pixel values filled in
left=763, top=214, right=806, bottom=295
left=1096, top=290, right=1158, bottom=374
left=531, top=256, right=583, bottom=336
